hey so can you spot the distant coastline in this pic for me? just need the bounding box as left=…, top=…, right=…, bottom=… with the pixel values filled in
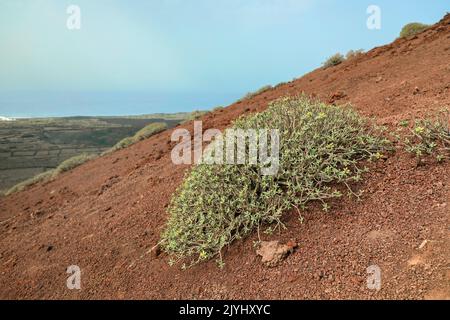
left=0, top=116, right=15, bottom=121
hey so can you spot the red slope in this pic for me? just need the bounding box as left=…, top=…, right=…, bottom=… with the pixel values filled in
left=0, top=14, right=449, bottom=299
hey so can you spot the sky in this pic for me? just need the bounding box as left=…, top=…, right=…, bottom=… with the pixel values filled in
left=0, top=0, right=448, bottom=117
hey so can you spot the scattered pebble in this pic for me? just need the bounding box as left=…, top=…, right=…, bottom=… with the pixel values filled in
left=256, top=240, right=297, bottom=267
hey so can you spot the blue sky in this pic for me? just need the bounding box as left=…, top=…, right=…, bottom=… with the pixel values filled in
left=0, top=0, right=448, bottom=117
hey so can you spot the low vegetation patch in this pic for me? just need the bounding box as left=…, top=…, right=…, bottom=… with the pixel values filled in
left=6, top=170, right=55, bottom=196
left=134, top=122, right=168, bottom=141
left=322, top=53, right=345, bottom=68
left=323, top=50, right=365, bottom=68
left=110, top=136, right=135, bottom=151
left=105, top=122, right=168, bottom=154
left=346, top=49, right=364, bottom=60
left=404, top=109, right=449, bottom=162
left=162, top=95, right=390, bottom=268
left=52, top=154, right=96, bottom=177
left=238, top=85, right=273, bottom=102
left=399, top=22, right=430, bottom=38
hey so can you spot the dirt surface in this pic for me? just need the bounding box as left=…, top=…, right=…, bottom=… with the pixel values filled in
left=0, top=15, right=449, bottom=300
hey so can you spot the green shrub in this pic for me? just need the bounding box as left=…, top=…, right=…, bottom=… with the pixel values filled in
left=346, top=49, right=364, bottom=60
left=6, top=170, right=55, bottom=195
left=52, top=153, right=96, bottom=177
left=112, top=137, right=135, bottom=151
left=252, top=85, right=273, bottom=96
left=134, top=122, right=167, bottom=141
left=399, top=23, right=430, bottom=38
left=105, top=122, right=168, bottom=154
left=162, top=95, right=390, bottom=267
left=323, top=53, right=345, bottom=68
left=404, top=109, right=449, bottom=162
left=239, top=85, right=273, bottom=102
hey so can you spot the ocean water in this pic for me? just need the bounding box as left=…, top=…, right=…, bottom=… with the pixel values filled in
left=0, top=91, right=241, bottom=118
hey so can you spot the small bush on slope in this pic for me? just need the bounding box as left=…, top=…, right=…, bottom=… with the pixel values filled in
left=105, top=122, right=168, bottom=154
left=404, top=109, right=449, bottom=162
left=162, top=95, right=390, bottom=267
left=346, top=49, right=364, bottom=60
left=52, top=153, right=96, bottom=177
left=6, top=170, right=55, bottom=195
left=134, top=122, right=168, bottom=141
left=399, top=23, right=430, bottom=38
left=110, top=136, right=135, bottom=152
left=323, top=53, right=345, bottom=68
left=239, top=85, right=273, bottom=102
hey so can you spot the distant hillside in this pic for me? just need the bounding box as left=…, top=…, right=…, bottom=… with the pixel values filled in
left=0, top=114, right=191, bottom=192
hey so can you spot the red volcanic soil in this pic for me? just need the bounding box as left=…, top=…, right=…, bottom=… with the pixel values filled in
left=1, top=15, right=449, bottom=300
